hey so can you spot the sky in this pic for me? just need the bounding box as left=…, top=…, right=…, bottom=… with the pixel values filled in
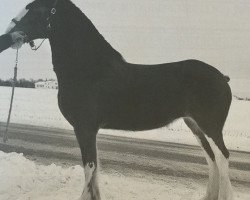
left=0, top=0, right=250, bottom=81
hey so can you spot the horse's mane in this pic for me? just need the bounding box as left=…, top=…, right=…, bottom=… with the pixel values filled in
left=61, top=0, right=125, bottom=62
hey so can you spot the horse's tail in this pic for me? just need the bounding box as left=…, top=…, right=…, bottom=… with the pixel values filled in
left=223, top=75, right=230, bottom=82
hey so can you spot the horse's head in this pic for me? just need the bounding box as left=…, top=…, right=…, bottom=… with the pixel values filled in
left=6, top=0, right=58, bottom=48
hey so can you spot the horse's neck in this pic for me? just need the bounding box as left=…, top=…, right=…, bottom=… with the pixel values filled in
left=49, top=2, right=123, bottom=73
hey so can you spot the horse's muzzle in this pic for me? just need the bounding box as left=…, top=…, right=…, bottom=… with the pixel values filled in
left=10, top=31, right=28, bottom=49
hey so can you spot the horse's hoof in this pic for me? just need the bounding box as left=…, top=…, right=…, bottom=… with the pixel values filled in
left=78, top=191, right=91, bottom=200
left=200, top=195, right=218, bottom=200
left=77, top=191, right=101, bottom=200
left=77, top=197, right=100, bottom=200
left=218, top=195, right=234, bottom=200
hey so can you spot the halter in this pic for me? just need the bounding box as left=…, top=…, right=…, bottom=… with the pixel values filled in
left=46, top=0, right=59, bottom=32
left=10, top=0, right=59, bottom=51
left=30, top=0, right=59, bottom=50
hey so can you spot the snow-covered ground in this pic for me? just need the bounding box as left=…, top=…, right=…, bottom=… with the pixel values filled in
left=0, top=86, right=250, bottom=151
left=0, top=151, right=249, bottom=200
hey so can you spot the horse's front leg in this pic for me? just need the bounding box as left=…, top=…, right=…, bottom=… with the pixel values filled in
left=74, top=124, right=101, bottom=200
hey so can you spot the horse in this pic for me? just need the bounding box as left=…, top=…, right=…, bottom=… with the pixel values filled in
left=3, top=0, right=234, bottom=199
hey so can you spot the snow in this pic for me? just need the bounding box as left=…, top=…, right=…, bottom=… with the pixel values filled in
left=0, top=151, right=249, bottom=200
left=229, top=79, right=250, bottom=99
left=0, top=86, right=250, bottom=152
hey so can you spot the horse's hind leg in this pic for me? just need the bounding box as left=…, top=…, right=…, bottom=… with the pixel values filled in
left=74, top=124, right=101, bottom=200
left=186, top=112, right=233, bottom=199
left=184, top=118, right=219, bottom=200
left=185, top=76, right=233, bottom=199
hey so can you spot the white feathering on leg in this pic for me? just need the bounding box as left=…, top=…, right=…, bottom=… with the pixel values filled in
left=195, top=136, right=219, bottom=200
left=206, top=137, right=234, bottom=200
left=80, top=162, right=96, bottom=200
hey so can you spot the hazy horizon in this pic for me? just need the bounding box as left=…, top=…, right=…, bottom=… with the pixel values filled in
left=0, top=0, right=250, bottom=83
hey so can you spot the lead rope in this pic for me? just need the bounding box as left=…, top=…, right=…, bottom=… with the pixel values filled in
left=3, top=49, right=19, bottom=143
left=30, top=39, right=46, bottom=51
left=2, top=1, right=58, bottom=142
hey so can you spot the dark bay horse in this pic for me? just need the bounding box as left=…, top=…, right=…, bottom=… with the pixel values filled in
left=3, top=0, right=233, bottom=199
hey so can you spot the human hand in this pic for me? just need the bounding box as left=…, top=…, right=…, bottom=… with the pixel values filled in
left=10, top=31, right=26, bottom=49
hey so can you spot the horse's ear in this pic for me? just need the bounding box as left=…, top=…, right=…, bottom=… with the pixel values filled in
left=40, top=0, right=58, bottom=7
left=26, top=0, right=53, bottom=9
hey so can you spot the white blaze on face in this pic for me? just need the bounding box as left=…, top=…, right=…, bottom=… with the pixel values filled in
left=5, top=0, right=36, bottom=49
left=5, top=7, right=29, bottom=33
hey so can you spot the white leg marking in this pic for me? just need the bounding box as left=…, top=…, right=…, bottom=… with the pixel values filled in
left=90, top=168, right=101, bottom=199
left=81, top=162, right=95, bottom=200
left=195, top=136, right=219, bottom=200
left=79, top=162, right=100, bottom=200
left=85, top=162, right=95, bottom=184
left=206, top=137, right=234, bottom=200
left=184, top=118, right=219, bottom=200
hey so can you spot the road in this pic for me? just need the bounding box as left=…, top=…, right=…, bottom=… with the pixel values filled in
left=0, top=122, right=249, bottom=189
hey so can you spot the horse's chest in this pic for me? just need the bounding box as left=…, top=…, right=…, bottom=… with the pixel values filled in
left=57, top=91, right=77, bottom=125
left=57, top=85, right=98, bottom=125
